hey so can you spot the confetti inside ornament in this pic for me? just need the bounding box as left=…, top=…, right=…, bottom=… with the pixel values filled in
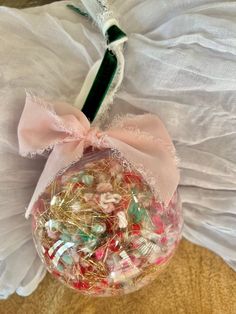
left=32, top=149, right=182, bottom=296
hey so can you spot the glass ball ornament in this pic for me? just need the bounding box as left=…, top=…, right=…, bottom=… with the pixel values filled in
left=32, top=148, right=183, bottom=296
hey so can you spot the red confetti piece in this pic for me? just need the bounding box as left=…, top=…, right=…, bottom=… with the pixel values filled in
left=109, top=239, right=120, bottom=252
left=123, top=172, right=142, bottom=185
left=114, top=283, right=122, bottom=289
left=160, top=236, right=168, bottom=245
left=116, top=231, right=124, bottom=239
left=79, top=266, right=86, bottom=275
left=95, top=247, right=105, bottom=261
left=44, top=249, right=54, bottom=260
left=155, top=257, right=166, bottom=265
left=131, top=224, right=141, bottom=235
left=152, top=215, right=163, bottom=227
left=101, top=279, right=109, bottom=286
left=155, top=226, right=164, bottom=235
left=152, top=216, right=165, bottom=234
left=73, top=281, right=90, bottom=290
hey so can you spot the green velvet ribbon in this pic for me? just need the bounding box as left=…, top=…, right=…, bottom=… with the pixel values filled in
left=106, top=25, right=127, bottom=45
left=67, top=4, right=90, bottom=18
left=81, top=49, right=118, bottom=122
left=67, top=4, right=127, bottom=122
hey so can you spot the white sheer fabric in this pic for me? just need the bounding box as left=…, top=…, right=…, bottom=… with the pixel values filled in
left=0, top=0, right=235, bottom=299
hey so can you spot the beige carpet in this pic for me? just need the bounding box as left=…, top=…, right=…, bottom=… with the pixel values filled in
left=0, top=1, right=236, bottom=313
left=0, top=240, right=236, bottom=314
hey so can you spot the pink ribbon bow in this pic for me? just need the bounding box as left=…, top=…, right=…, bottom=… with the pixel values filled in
left=18, top=95, right=179, bottom=218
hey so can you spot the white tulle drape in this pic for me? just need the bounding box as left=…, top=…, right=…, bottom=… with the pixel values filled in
left=0, top=0, right=235, bottom=299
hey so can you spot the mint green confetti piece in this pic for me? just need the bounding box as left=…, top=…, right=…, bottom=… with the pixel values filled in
left=128, top=201, right=147, bottom=223
left=70, top=176, right=80, bottom=183
left=77, top=229, right=95, bottom=242
left=81, top=174, right=94, bottom=186
left=57, top=264, right=64, bottom=272
left=92, top=224, right=106, bottom=234
left=60, top=233, right=71, bottom=242
left=128, top=201, right=139, bottom=215
left=62, top=254, right=74, bottom=265
left=134, top=208, right=147, bottom=223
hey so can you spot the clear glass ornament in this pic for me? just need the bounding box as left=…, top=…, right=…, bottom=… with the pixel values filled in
left=32, top=149, right=183, bottom=296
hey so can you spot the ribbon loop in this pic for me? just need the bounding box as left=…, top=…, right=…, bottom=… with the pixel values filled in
left=18, top=94, right=90, bottom=156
